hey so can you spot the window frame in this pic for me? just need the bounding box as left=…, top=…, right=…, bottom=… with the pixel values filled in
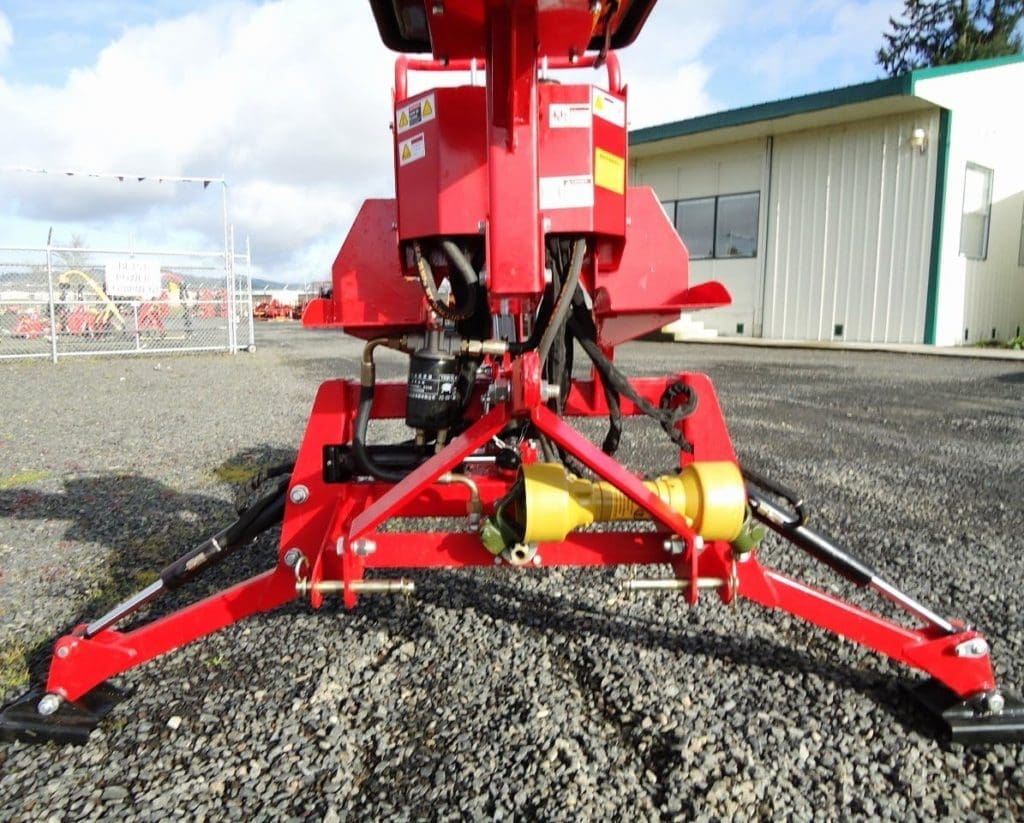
left=714, top=191, right=760, bottom=259
left=674, top=196, right=717, bottom=260
left=1018, top=200, right=1024, bottom=268
left=959, top=162, right=994, bottom=261
left=669, top=190, right=761, bottom=261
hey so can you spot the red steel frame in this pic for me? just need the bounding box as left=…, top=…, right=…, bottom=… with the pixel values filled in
left=44, top=362, right=995, bottom=704
left=37, top=0, right=997, bottom=711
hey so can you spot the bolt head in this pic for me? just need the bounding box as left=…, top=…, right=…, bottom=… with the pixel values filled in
left=352, top=539, right=377, bottom=557
left=289, top=485, right=310, bottom=505
left=37, top=694, right=61, bottom=716
left=56, top=646, right=70, bottom=659
left=956, top=638, right=990, bottom=658
left=283, top=548, right=303, bottom=568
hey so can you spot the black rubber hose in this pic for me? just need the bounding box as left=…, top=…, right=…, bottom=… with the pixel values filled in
left=568, top=286, right=622, bottom=454
left=160, top=480, right=288, bottom=591
left=413, top=241, right=479, bottom=322
left=352, top=384, right=415, bottom=483
left=746, top=486, right=875, bottom=586
left=567, top=304, right=693, bottom=452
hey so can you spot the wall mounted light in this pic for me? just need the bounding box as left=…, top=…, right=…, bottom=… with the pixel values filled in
left=909, top=127, right=928, bottom=154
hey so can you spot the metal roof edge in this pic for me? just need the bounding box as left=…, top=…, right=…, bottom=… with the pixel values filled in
left=630, top=53, right=1024, bottom=147
left=909, top=52, right=1024, bottom=89
left=629, top=75, right=913, bottom=146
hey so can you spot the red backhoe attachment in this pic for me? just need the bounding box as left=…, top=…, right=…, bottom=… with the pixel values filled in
left=3, top=0, right=1022, bottom=745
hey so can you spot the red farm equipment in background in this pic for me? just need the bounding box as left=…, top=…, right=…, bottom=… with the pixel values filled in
left=3, top=0, right=1022, bottom=744
left=253, top=298, right=295, bottom=321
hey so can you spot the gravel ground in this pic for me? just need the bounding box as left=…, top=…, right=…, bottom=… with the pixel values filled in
left=1, top=324, right=1023, bottom=820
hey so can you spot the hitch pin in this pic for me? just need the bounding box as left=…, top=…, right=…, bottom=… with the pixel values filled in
left=623, top=577, right=725, bottom=592
left=296, top=579, right=415, bottom=596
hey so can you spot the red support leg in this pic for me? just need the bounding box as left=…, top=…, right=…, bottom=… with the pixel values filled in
left=46, top=568, right=297, bottom=703
left=735, top=555, right=996, bottom=698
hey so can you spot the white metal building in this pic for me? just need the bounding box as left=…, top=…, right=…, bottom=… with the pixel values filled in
left=630, top=55, right=1024, bottom=345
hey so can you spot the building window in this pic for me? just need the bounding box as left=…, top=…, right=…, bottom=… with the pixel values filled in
left=960, top=163, right=993, bottom=260
left=671, top=192, right=760, bottom=260
left=1018, top=201, right=1024, bottom=267
left=675, top=197, right=716, bottom=259
left=716, top=192, right=759, bottom=258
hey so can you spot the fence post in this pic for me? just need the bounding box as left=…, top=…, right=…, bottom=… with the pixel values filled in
left=245, top=235, right=255, bottom=352
left=45, top=240, right=58, bottom=363
left=229, top=225, right=237, bottom=354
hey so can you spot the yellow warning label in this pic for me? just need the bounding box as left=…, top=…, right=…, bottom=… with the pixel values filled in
left=594, top=95, right=604, bottom=111
left=422, top=99, right=433, bottom=117
left=399, top=111, right=409, bottom=128
left=401, top=144, right=413, bottom=161
left=594, top=148, right=625, bottom=195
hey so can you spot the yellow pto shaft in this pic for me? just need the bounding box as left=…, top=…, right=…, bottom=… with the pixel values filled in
left=519, top=461, right=746, bottom=544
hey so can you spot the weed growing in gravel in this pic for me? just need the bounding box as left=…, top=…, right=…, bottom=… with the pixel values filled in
left=0, top=470, right=51, bottom=490
left=0, top=640, right=29, bottom=690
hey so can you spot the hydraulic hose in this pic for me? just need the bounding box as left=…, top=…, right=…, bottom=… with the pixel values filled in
left=352, top=338, right=417, bottom=483
left=413, top=241, right=479, bottom=322
left=537, top=238, right=585, bottom=366
left=85, top=477, right=290, bottom=637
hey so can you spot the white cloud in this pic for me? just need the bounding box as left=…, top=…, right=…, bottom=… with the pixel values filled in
left=0, top=0, right=396, bottom=282
left=615, top=1, right=723, bottom=126
left=0, top=11, right=12, bottom=63
left=746, top=1, right=903, bottom=89
left=0, top=1, right=733, bottom=282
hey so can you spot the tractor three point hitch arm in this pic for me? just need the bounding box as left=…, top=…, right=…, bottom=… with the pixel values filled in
left=3, top=0, right=1022, bottom=745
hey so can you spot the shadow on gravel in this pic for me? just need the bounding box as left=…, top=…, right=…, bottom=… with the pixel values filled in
left=993, top=370, right=1024, bottom=385
left=0, top=444, right=295, bottom=697
left=3, top=452, right=938, bottom=744
left=351, top=570, right=937, bottom=743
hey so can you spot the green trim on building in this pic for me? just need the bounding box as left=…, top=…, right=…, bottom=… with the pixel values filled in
left=630, top=75, right=912, bottom=145
left=923, top=108, right=952, bottom=345
left=910, top=53, right=1024, bottom=86
left=630, top=54, right=1024, bottom=148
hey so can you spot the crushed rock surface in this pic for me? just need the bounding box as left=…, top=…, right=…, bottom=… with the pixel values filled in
left=1, top=325, right=1023, bottom=820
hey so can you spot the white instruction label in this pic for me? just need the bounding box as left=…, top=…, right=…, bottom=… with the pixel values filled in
left=549, top=103, right=591, bottom=129
left=398, top=133, right=426, bottom=166
left=396, top=93, right=436, bottom=134
left=592, top=88, right=625, bottom=127
left=539, top=175, right=594, bottom=210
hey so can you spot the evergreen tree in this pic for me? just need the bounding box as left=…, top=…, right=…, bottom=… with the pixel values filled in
left=878, top=0, right=1024, bottom=76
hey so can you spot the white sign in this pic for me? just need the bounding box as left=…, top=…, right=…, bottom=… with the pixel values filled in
left=398, top=132, right=427, bottom=166
left=104, top=260, right=162, bottom=298
left=396, top=93, right=436, bottom=134
left=549, top=103, right=591, bottom=129
left=539, top=175, right=594, bottom=210
left=592, top=88, right=626, bottom=127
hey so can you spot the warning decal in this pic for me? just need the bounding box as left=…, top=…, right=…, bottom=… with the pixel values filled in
left=539, top=175, right=594, bottom=211
left=594, top=148, right=625, bottom=195
left=549, top=103, right=591, bottom=129
left=399, top=133, right=426, bottom=166
left=592, top=88, right=625, bottom=127
left=396, top=93, right=436, bottom=134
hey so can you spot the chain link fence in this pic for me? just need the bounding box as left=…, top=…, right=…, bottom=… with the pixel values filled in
left=0, top=243, right=254, bottom=361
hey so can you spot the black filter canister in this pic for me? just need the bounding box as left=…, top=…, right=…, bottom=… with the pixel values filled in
left=406, top=348, right=463, bottom=430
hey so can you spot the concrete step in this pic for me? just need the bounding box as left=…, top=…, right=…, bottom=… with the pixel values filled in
left=662, top=314, right=719, bottom=341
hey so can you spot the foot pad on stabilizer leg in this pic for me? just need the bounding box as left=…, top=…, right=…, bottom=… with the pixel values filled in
left=910, top=679, right=1024, bottom=744
left=0, top=681, right=129, bottom=745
